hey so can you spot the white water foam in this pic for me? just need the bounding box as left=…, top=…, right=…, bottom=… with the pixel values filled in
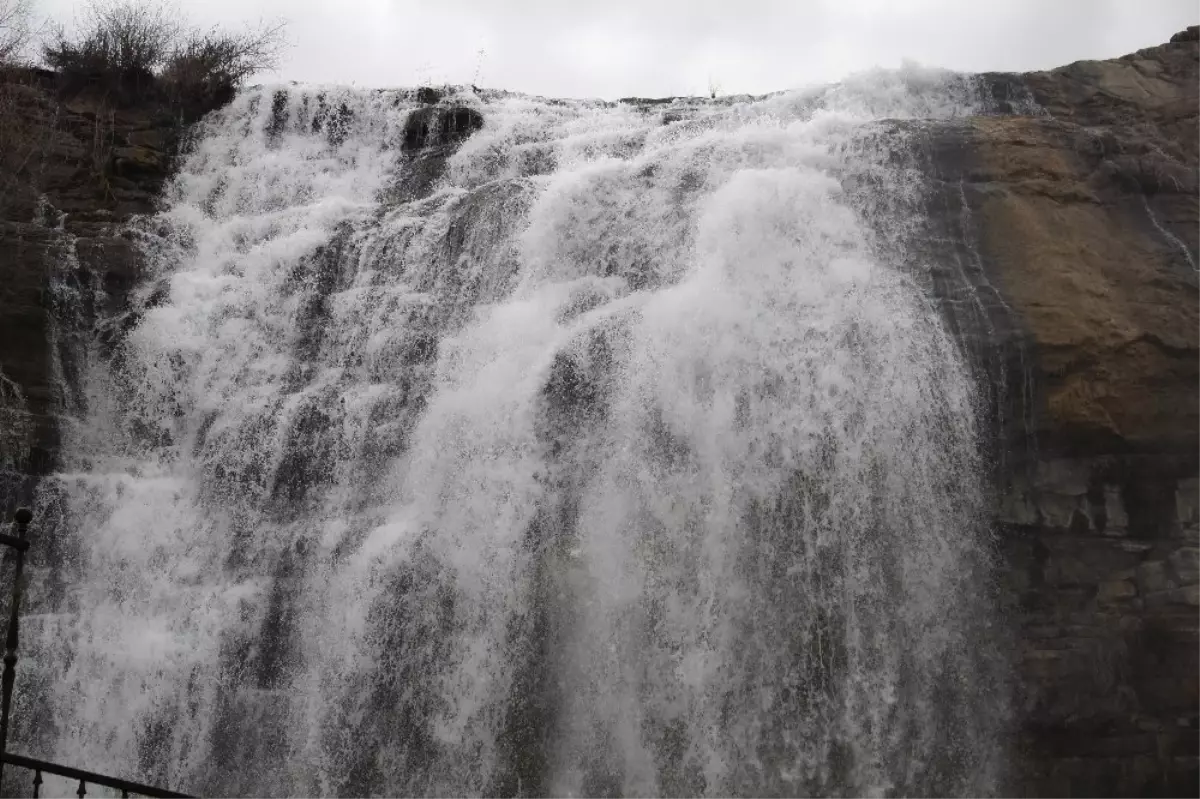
left=25, top=71, right=1009, bottom=797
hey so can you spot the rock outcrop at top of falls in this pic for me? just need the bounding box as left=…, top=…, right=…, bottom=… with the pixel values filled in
left=0, top=28, right=1196, bottom=798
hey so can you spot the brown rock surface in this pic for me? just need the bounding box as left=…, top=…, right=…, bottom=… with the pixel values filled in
left=972, top=114, right=1198, bottom=455
left=962, top=27, right=1198, bottom=797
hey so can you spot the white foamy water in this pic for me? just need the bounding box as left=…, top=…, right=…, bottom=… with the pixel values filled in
left=23, top=70, right=1009, bottom=797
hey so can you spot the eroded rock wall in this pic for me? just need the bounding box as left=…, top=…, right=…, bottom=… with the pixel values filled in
left=0, top=69, right=183, bottom=513
left=924, top=27, right=1199, bottom=797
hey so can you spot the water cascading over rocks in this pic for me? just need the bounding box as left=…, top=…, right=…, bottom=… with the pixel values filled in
left=21, top=74, right=1013, bottom=796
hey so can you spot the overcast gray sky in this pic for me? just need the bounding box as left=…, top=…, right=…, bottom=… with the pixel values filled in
left=39, top=0, right=1199, bottom=98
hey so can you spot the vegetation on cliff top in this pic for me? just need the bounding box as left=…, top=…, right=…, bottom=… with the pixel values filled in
left=43, top=1, right=287, bottom=113
left=0, top=0, right=288, bottom=218
left=0, top=0, right=33, bottom=63
left=2, top=0, right=287, bottom=116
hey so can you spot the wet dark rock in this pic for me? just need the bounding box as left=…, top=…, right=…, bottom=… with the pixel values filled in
left=416, top=86, right=444, bottom=105
left=330, top=543, right=458, bottom=796
left=266, top=89, right=289, bottom=143
left=387, top=106, right=487, bottom=202
left=0, top=67, right=188, bottom=513
left=311, top=95, right=353, bottom=147
left=1171, top=25, right=1199, bottom=43
left=288, top=229, right=352, bottom=371
left=269, top=395, right=337, bottom=508
left=976, top=71, right=1035, bottom=114
left=402, top=106, right=484, bottom=151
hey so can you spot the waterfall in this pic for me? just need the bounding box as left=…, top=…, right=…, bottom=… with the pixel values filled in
left=25, top=69, right=1009, bottom=797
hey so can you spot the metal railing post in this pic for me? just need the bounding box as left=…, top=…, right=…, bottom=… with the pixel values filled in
left=0, top=509, right=191, bottom=797
left=0, top=507, right=32, bottom=787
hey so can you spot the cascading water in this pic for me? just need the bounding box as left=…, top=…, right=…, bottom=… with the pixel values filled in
left=22, top=69, right=1010, bottom=797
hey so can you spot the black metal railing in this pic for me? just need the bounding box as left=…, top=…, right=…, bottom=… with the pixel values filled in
left=0, top=751, right=192, bottom=798
left=0, top=510, right=194, bottom=798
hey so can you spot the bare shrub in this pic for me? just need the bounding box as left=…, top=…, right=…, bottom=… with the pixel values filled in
left=161, top=20, right=287, bottom=109
left=42, top=0, right=179, bottom=97
left=40, top=0, right=287, bottom=113
left=0, top=0, right=34, bottom=63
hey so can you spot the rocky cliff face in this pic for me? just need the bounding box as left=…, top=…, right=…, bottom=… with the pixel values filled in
left=0, top=30, right=1196, bottom=797
left=927, top=28, right=1198, bottom=796
left=0, top=68, right=184, bottom=508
